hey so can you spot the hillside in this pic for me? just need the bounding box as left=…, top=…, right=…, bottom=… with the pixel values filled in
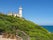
left=0, top=13, right=53, bottom=40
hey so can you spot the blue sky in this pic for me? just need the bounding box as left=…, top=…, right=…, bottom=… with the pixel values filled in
left=0, top=0, right=53, bottom=25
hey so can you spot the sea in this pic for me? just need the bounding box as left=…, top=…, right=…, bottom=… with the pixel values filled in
left=42, top=25, right=53, bottom=32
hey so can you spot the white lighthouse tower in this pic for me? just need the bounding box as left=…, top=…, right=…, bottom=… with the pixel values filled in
left=18, top=6, right=22, bottom=17
left=8, top=0, right=23, bottom=17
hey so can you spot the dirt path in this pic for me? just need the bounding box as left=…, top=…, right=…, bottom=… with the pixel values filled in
left=0, top=35, right=16, bottom=40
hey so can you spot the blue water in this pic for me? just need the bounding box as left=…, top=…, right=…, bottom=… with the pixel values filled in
left=42, top=26, right=53, bottom=32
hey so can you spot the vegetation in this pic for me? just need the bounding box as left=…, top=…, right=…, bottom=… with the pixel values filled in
left=0, top=13, right=53, bottom=40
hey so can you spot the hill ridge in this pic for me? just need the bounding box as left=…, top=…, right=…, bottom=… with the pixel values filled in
left=0, top=13, right=53, bottom=40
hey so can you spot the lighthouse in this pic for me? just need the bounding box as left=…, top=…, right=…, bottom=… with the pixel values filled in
left=8, top=0, right=23, bottom=17
left=18, top=6, right=23, bottom=17
left=8, top=6, right=23, bottom=18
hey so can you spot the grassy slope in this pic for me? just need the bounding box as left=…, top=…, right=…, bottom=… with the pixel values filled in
left=0, top=14, right=53, bottom=40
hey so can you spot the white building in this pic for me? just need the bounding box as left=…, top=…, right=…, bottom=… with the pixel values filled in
left=8, top=6, right=23, bottom=17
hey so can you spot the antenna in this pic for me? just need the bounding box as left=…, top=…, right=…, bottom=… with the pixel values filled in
left=20, top=0, right=22, bottom=7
